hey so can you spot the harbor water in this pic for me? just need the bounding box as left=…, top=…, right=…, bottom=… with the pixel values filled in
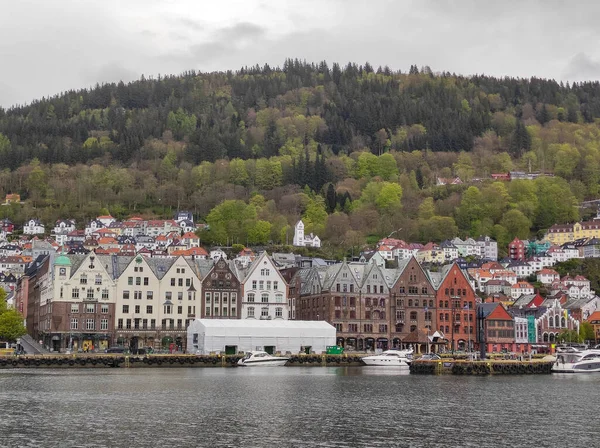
left=0, top=367, right=597, bottom=448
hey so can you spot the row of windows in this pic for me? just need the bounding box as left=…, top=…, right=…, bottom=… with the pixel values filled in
left=79, top=274, right=105, bottom=285
left=247, top=307, right=283, bottom=318
left=205, top=292, right=237, bottom=303
left=439, top=300, right=474, bottom=309
left=247, top=293, right=283, bottom=303
left=443, top=288, right=468, bottom=297
left=71, top=289, right=110, bottom=299
left=70, top=318, right=108, bottom=330
left=335, top=323, right=388, bottom=333
left=121, top=304, right=196, bottom=315
left=117, top=318, right=191, bottom=330
left=398, top=286, right=428, bottom=294
left=206, top=307, right=237, bottom=317
left=440, top=313, right=473, bottom=322
left=487, top=329, right=513, bottom=338
left=70, top=304, right=109, bottom=314
left=250, top=280, right=279, bottom=290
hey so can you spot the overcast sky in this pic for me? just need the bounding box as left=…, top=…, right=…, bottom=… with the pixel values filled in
left=1, top=0, right=600, bottom=108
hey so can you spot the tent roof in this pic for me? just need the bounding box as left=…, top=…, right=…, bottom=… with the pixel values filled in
left=191, top=319, right=335, bottom=331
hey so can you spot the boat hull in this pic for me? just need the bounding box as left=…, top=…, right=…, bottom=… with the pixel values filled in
left=552, top=361, right=600, bottom=373
left=238, top=359, right=289, bottom=367
left=361, top=358, right=410, bottom=368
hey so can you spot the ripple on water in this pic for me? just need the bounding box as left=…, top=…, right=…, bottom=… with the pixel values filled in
left=1, top=367, right=599, bottom=448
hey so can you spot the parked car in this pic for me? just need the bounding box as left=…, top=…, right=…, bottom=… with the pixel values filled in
left=105, top=347, right=126, bottom=354
left=420, top=353, right=441, bottom=361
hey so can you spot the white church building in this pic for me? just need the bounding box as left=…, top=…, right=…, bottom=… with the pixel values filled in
left=292, top=220, right=321, bottom=248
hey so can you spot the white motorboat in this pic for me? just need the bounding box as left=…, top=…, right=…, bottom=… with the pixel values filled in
left=361, top=349, right=413, bottom=367
left=552, top=349, right=600, bottom=373
left=237, top=351, right=289, bottom=367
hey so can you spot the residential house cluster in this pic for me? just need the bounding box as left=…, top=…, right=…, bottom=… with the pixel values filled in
left=360, top=235, right=498, bottom=268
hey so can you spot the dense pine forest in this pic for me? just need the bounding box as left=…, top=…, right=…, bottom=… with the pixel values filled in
left=1, top=60, right=600, bottom=256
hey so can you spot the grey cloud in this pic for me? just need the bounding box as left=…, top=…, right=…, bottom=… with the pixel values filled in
left=82, top=62, right=139, bottom=86
left=178, top=18, right=204, bottom=32
left=563, top=53, right=600, bottom=82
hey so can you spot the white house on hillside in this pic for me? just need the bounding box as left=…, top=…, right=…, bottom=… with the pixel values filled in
left=293, top=220, right=321, bottom=248
left=23, top=219, right=45, bottom=235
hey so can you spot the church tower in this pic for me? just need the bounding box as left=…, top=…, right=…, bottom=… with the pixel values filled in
left=293, top=220, right=305, bottom=246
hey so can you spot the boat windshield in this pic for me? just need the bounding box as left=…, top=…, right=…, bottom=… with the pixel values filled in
left=558, top=353, right=582, bottom=363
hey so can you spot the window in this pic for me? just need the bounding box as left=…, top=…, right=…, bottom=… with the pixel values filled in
left=261, top=307, right=269, bottom=317
left=86, top=288, right=94, bottom=299
left=178, top=292, right=183, bottom=301
left=266, top=281, right=271, bottom=290
left=86, top=304, right=95, bottom=313
left=206, top=307, right=211, bottom=316
left=102, top=289, right=109, bottom=299
left=186, top=278, right=191, bottom=287
left=408, top=299, right=413, bottom=307
left=410, top=311, right=417, bottom=321
left=123, top=291, right=130, bottom=300
left=165, top=292, right=172, bottom=301
left=214, top=293, right=220, bottom=303
left=146, top=305, right=153, bottom=314
left=259, top=280, right=264, bottom=290
left=379, top=324, right=387, bottom=333
left=117, top=318, right=123, bottom=329
left=248, top=307, right=255, bottom=317
left=128, top=277, right=133, bottom=285
left=367, top=285, right=371, bottom=293
left=171, top=278, right=176, bottom=286
left=86, top=319, right=95, bottom=330
left=350, top=284, right=354, bottom=293
left=72, top=289, right=79, bottom=299
left=100, top=319, right=108, bottom=330
left=95, top=275, right=102, bottom=285
left=164, top=304, right=172, bottom=314
left=335, top=310, right=341, bottom=318
left=275, top=307, right=283, bottom=318
left=335, top=323, right=343, bottom=332
left=414, top=300, right=419, bottom=307
left=70, top=318, right=78, bottom=330
left=178, top=278, right=183, bottom=287
left=252, top=280, right=257, bottom=289
left=144, top=277, right=149, bottom=286
left=135, top=277, right=141, bottom=286
left=126, top=319, right=132, bottom=329
left=71, top=304, right=79, bottom=313
left=231, top=293, right=236, bottom=303
left=421, top=287, right=428, bottom=294
left=274, top=281, right=278, bottom=290
left=262, top=293, right=269, bottom=303
left=364, top=324, right=373, bottom=333
left=178, top=306, right=183, bottom=314
left=147, top=291, right=153, bottom=300
left=248, top=293, right=255, bottom=303
left=122, top=305, right=129, bottom=313
left=409, top=286, right=418, bottom=294
left=80, top=275, right=87, bottom=285
left=350, top=310, right=356, bottom=319
left=134, top=305, right=140, bottom=314
left=150, top=319, right=155, bottom=329
left=134, top=291, right=142, bottom=300
left=142, top=319, right=148, bottom=329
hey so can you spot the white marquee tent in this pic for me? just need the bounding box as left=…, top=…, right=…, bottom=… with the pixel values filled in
left=187, top=319, right=336, bottom=355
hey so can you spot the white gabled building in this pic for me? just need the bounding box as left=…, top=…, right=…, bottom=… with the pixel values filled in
left=23, top=219, right=45, bottom=235
left=293, top=220, right=321, bottom=248
left=240, top=252, right=289, bottom=320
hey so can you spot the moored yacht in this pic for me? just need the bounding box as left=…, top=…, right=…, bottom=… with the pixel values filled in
left=237, top=351, right=289, bottom=367
left=552, top=349, right=600, bottom=373
left=361, top=349, right=413, bottom=368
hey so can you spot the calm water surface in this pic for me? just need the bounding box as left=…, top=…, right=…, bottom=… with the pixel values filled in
left=0, top=367, right=597, bottom=448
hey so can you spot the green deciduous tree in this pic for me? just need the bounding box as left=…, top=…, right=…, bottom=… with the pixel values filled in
left=0, top=290, right=26, bottom=343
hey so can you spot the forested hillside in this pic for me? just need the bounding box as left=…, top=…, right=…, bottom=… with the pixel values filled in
left=1, top=60, right=600, bottom=256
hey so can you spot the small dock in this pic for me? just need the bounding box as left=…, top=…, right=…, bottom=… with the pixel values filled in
left=410, top=359, right=554, bottom=375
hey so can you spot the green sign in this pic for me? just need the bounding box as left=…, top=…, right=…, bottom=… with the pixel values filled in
left=527, top=315, right=536, bottom=343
